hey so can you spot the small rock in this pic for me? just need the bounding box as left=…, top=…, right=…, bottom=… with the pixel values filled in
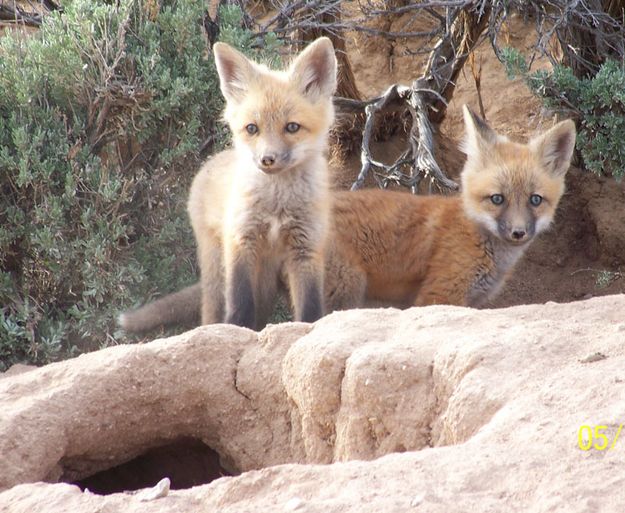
left=135, top=478, right=170, bottom=501
left=579, top=352, right=608, bottom=364
left=286, top=497, right=303, bottom=510
left=410, top=493, right=425, bottom=507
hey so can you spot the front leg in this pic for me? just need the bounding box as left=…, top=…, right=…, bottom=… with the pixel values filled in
left=286, top=255, right=324, bottom=322
left=196, top=230, right=225, bottom=325
left=282, top=222, right=326, bottom=323
left=324, top=243, right=367, bottom=312
left=224, top=237, right=257, bottom=329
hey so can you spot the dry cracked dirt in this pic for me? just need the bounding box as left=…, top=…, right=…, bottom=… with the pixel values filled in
left=2, top=295, right=625, bottom=511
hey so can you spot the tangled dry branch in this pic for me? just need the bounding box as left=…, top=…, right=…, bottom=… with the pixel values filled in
left=340, top=2, right=490, bottom=192
left=0, top=0, right=60, bottom=27
left=489, top=0, right=625, bottom=77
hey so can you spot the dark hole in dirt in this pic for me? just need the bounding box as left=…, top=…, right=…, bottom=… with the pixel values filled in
left=72, top=437, right=231, bottom=495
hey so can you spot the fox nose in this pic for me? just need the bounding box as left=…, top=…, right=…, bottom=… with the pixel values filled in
left=260, top=155, right=276, bottom=167
left=511, top=229, right=527, bottom=241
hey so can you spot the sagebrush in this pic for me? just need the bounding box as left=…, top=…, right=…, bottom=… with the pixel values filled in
left=502, top=47, right=625, bottom=179
left=0, top=0, right=278, bottom=370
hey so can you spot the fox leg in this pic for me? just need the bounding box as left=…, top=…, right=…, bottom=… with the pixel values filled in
left=281, top=223, right=325, bottom=323
left=223, top=233, right=259, bottom=329
left=253, top=252, right=280, bottom=330
left=285, top=254, right=324, bottom=323
left=324, top=245, right=367, bottom=311
left=196, top=230, right=225, bottom=325
left=325, top=268, right=366, bottom=311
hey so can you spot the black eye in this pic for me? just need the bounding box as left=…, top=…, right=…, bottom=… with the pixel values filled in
left=246, top=123, right=258, bottom=135
left=530, top=194, right=543, bottom=206
left=285, top=122, right=300, bottom=133
left=490, top=194, right=504, bottom=205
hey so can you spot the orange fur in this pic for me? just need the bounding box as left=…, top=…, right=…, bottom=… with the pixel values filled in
left=326, top=107, right=576, bottom=309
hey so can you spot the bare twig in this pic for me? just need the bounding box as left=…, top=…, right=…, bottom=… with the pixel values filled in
left=345, top=4, right=490, bottom=193
left=0, top=0, right=61, bottom=26
left=408, top=80, right=458, bottom=192
left=0, top=4, right=43, bottom=26
left=469, top=52, right=486, bottom=119
left=488, top=1, right=625, bottom=78
left=350, top=84, right=411, bottom=191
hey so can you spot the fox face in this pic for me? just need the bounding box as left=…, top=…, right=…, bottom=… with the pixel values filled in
left=213, top=39, right=337, bottom=175
left=460, top=106, right=576, bottom=245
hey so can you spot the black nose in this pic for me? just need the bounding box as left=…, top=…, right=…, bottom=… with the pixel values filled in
left=261, top=155, right=275, bottom=167
left=512, top=230, right=526, bottom=240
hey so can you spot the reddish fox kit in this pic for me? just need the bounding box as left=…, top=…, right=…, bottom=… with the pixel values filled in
left=119, top=37, right=337, bottom=331
left=120, top=105, right=575, bottom=332
left=326, top=106, right=576, bottom=309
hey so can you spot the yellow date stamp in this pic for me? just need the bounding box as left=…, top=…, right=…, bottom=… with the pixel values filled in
left=578, top=424, right=623, bottom=451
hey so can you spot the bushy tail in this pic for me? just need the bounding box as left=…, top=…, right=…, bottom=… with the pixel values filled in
left=118, top=283, right=202, bottom=333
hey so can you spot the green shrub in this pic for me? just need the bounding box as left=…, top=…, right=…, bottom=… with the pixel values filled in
left=0, top=0, right=279, bottom=370
left=502, top=47, right=625, bottom=179
left=596, top=270, right=624, bottom=290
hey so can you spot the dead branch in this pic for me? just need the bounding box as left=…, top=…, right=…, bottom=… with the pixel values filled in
left=294, top=2, right=361, bottom=100
left=350, top=84, right=410, bottom=190
left=468, top=52, right=486, bottom=119
left=0, top=0, right=60, bottom=26
left=346, top=4, right=490, bottom=193
left=0, top=4, right=43, bottom=26
left=488, top=1, right=625, bottom=78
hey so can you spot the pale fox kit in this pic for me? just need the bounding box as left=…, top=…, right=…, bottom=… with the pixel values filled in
left=325, top=106, right=576, bottom=309
left=120, top=37, right=337, bottom=331
left=120, top=106, right=576, bottom=332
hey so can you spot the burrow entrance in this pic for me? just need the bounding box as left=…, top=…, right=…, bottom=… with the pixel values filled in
left=69, top=437, right=232, bottom=495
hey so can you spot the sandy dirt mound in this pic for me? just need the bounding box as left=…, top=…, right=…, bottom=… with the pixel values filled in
left=2, top=295, right=625, bottom=511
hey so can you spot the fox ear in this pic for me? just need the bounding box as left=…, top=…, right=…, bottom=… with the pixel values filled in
left=461, top=105, right=498, bottom=159
left=530, top=119, right=576, bottom=177
left=289, top=37, right=337, bottom=100
left=213, top=42, right=256, bottom=103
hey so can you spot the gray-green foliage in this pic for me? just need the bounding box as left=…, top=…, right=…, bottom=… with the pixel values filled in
left=596, top=270, right=624, bottom=289
left=0, top=0, right=275, bottom=370
left=502, top=47, right=625, bottom=179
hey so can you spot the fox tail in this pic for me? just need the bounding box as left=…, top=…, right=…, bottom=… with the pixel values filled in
left=118, top=283, right=202, bottom=333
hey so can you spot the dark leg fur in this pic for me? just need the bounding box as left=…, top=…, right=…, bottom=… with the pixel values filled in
left=285, top=257, right=324, bottom=323
left=253, top=255, right=280, bottom=330
left=281, top=221, right=326, bottom=324
left=297, top=277, right=323, bottom=322
left=225, top=258, right=255, bottom=329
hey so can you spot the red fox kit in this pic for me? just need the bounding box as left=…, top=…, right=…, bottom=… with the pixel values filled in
left=120, top=106, right=575, bottom=332
left=119, top=37, right=337, bottom=331
left=325, top=106, right=576, bottom=309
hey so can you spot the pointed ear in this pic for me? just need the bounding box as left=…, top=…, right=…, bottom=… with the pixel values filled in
left=289, top=37, right=337, bottom=100
left=213, top=42, right=256, bottom=103
left=461, top=105, right=499, bottom=160
left=530, top=119, right=576, bottom=176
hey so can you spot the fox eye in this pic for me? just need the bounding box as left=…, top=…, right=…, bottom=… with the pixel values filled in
left=285, top=122, right=300, bottom=134
left=490, top=194, right=505, bottom=205
left=529, top=194, right=543, bottom=206
left=246, top=123, right=258, bottom=135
